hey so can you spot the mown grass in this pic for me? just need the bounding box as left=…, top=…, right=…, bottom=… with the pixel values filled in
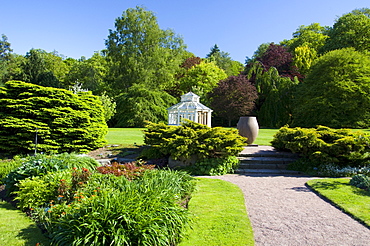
left=180, top=178, right=254, bottom=246
left=0, top=201, right=50, bottom=245
left=105, top=128, right=278, bottom=146
left=105, top=128, right=145, bottom=145
left=307, top=178, right=370, bottom=228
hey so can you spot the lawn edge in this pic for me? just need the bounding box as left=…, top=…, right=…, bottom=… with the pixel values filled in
left=306, top=179, right=370, bottom=230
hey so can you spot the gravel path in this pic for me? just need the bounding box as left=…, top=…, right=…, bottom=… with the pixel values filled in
left=208, top=174, right=370, bottom=246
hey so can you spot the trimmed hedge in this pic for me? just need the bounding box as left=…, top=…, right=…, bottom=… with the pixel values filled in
left=143, top=120, right=245, bottom=175
left=271, top=126, right=370, bottom=167
left=0, top=81, right=107, bottom=154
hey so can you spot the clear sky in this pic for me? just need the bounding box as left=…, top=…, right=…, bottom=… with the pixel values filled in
left=1, top=0, right=369, bottom=63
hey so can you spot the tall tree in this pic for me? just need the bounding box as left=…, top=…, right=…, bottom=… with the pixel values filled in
left=321, top=11, right=370, bottom=53
left=256, top=43, right=302, bottom=80
left=206, top=44, right=243, bottom=76
left=178, top=61, right=227, bottom=100
left=105, top=6, right=186, bottom=92
left=0, top=34, right=13, bottom=61
left=283, top=23, right=329, bottom=52
left=293, top=48, right=370, bottom=128
left=0, top=34, right=13, bottom=86
left=65, top=52, right=110, bottom=94
left=208, top=75, right=257, bottom=126
left=22, top=49, right=70, bottom=88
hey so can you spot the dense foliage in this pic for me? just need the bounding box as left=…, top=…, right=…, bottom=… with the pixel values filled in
left=143, top=121, right=246, bottom=175
left=209, top=75, right=257, bottom=126
left=350, top=174, right=370, bottom=191
left=1, top=7, right=370, bottom=128
left=272, top=126, right=370, bottom=176
left=4, top=153, right=100, bottom=194
left=3, top=152, right=196, bottom=245
left=0, top=80, right=107, bottom=154
left=293, top=48, right=370, bottom=128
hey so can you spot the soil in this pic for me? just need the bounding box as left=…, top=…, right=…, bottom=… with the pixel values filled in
left=205, top=174, right=370, bottom=246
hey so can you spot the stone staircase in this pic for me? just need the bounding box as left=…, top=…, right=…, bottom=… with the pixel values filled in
left=235, top=145, right=301, bottom=175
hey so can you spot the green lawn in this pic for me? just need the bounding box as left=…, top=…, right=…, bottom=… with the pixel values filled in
left=0, top=178, right=253, bottom=246
left=105, top=128, right=145, bottom=145
left=180, top=178, right=254, bottom=246
left=105, top=127, right=279, bottom=146
left=104, top=128, right=370, bottom=147
left=0, top=201, right=50, bottom=246
left=307, top=178, right=370, bottom=228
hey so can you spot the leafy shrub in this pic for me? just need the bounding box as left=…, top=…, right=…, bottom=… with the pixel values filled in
left=186, top=156, right=240, bottom=176
left=0, top=80, right=107, bottom=154
left=4, top=153, right=99, bottom=194
left=13, top=168, right=92, bottom=211
left=0, top=158, right=23, bottom=185
left=144, top=120, right=246, bottom=160
left=14, top=176, right=58, bottom=211
left=272, top=126, right=370, bottom=168
left=350, top=174, right=370, bottom=190
left=34, top=170, right=195, bottom=246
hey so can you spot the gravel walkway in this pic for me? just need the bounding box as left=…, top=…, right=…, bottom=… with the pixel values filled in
left=207, top=174, right=370, bottom=246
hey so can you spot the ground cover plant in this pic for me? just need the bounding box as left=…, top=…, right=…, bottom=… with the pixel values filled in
left=3, top=153, right=100, bottom=195
left=307, top=178, right=370, bottom=227
left=179, top=178, right=254, bottom=246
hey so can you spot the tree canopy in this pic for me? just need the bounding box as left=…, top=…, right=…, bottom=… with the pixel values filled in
left=293, top=48, right=370, bottom=128
left=105, top=6, right=186, bottom=92
left=208, top=75, right=257, bottom=126
left=321, top=12, right=370, bottom=53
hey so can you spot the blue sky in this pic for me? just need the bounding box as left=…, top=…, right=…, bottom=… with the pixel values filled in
left=1, top=0, right=369, bottom=63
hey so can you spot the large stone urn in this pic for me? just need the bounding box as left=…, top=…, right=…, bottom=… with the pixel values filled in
left=237, top=116, right=259, bottom=145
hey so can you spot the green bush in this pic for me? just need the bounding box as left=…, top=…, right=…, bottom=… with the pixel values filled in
left=186, top=156, right=240, bottom=176
left=272, top=126, right=370, bottom=167
left=0, top=158, right=23, bottom=185
left=14, top=176, right=59, bottom=211
left=144, top=120, right=246, bottom=161
left=0, top=80, right=108, bottom=154
left=350, top=174, right=370, bottom=190
left=34, top=170, right=195, bottom=246
left=4, top=153, right=99, bottom=194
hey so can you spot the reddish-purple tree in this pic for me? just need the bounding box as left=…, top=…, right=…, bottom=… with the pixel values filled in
left=257, top=43, right=303, bottom=80
left=209, top=75, right=258, bottom=126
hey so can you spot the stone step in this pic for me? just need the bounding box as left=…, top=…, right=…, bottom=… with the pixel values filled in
left=239, top=150, right=299, bottom=158
left=238, top=162, right=288, bottom=170
left=238, top=156, right=298, bottom=164
left=234, top=168, right=301, bottom=175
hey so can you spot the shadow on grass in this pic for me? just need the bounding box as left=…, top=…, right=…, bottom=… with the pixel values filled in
left=0, top=202, right=51, bottom=246
left=306, top=180, right=370, bottom=229
left=308, top=180, right=348, bottom=190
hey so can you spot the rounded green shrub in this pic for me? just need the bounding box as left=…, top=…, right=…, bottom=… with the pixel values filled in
left=350, top=174, right=370, bottom=190
left=0, top=80, right=108, bottom=154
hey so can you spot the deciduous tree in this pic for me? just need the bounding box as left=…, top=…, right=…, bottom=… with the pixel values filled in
left=321, top=12, right=370, bottom=53
left=105, top=6, right=186, bottom=92
left=208, top=75, right=257, bottom=126
left=293, top=48, right=370, bottom=128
